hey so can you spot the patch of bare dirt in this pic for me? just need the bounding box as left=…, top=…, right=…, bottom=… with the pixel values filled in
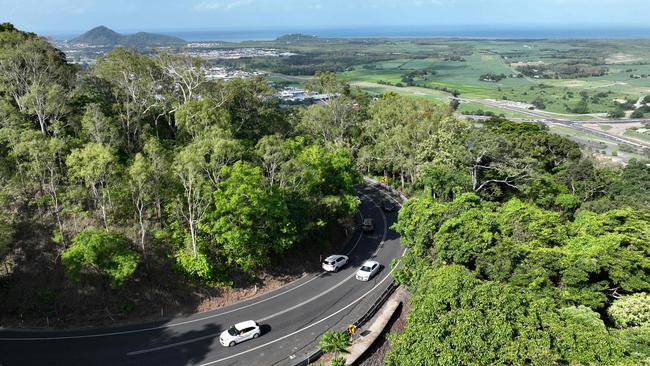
left=195, top=273, right=304, bottom=312
left=605, top=53, right=642, bottom=64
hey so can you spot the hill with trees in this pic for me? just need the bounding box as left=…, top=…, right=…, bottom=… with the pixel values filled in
left=1, top=23, right=649, bottom=365
left=71, top=25, right=186, bottom=47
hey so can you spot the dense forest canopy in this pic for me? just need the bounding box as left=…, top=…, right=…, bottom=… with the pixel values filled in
left=1, top=24, right=649, bottom=364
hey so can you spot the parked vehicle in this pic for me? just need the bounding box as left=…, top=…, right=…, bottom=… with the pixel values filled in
left=322, top=254, right=349, bottom=272
left=362, top=218, right=375, bottom=232
left=219, top=320, right=261, bottom=347
left=356, top=260, right=381, bottom=281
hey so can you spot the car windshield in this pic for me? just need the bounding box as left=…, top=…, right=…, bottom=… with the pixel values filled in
left=324, top=260, right=333, bottom=265
left=227, top=326, right=238, bottom=336
left=360, top=266, right=372, bottom=272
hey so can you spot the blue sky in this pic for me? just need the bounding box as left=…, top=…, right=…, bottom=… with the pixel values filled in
left=1, top=0, right=649, bottom=35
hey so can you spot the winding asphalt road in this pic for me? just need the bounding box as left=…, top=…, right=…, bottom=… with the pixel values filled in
left=0, top=183, right=404, bottom=366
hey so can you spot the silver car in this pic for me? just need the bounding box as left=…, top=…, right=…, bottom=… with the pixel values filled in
left=356, top=260, right=380, bottom=281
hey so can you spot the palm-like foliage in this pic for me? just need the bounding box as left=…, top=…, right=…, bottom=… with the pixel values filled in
left=319, top=330, right=350, bottom=356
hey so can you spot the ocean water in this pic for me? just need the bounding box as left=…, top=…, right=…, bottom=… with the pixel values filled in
left=50, top=25, right=650, bottom=42
left=157, top=25, right=650, bottom=42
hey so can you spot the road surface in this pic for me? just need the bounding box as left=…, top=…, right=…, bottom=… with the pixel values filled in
left=456, top=97, right=650, bottom=151
left=0, top=183, right=404, bottom=366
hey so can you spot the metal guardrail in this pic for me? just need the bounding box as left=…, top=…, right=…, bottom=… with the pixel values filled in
left=292, top=281, right=398, bottom=366
left=352, top=281, right=399, bottom=331
left=292, top=179, right=407, bottom=366
left=292, top=349, right=323, bottom=366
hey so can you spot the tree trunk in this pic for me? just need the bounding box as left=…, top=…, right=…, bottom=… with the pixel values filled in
left=189, top=217, right=197, bottom=258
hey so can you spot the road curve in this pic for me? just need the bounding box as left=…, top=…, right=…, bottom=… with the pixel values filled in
left=0, top=183, right=404, bottom=366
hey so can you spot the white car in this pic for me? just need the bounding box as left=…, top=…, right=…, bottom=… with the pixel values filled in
left=322, top=254, right=349, bottom=272
left=356, top=260, right=380, bottom=281
left=219, top=320, right=261, bottom=347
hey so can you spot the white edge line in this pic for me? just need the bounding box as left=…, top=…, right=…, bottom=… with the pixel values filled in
left=0, top=202, right=369, bottom=341
left=0, top=184, right=398, bottom=342
left=127, top=194, right=389, bottom=355
left=196, top=248, right=408, bottom=366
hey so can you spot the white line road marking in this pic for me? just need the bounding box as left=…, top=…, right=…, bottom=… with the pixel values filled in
left=127, top=194, right=390, bottom=355
left=195, top=249, right=407, bottom=366
left=0, top=194, right=375, bottom=341
left=256, top=270, right=358, bottom=323
left=128, top=332, right=222, bottom=356
left=0, top=273, right=321, bottom=341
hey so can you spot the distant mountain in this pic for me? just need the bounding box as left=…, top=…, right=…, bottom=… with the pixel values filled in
left=71, top=26, right=186, bottom=47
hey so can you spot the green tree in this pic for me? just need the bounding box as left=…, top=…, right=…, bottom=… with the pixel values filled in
left=61, top=228, right=139, bottom=287
left=386, top=265, right=623, bottom=366
left=80, top=103, right=120, bottom=147
left=8, top=130, right=69, bottom=244
left=94, top=48, right=164, bottom=150
left=156, top=52, right=206, bottom=104
left=202, top=161, right=296, bottom=274
left=190, top=126, right=244, bottom=188
left=127, top=152, right=155, bottom=255
left=365, top=93, right=464, bottom=189
left=66, top=142, right=117, bottom=228
left=0, top=34, right=74, bottom=134
left=20, top=82, right=69, bottom=135
left=171, top=141, right=211, bottom=258
left=141, top=136, right=171, bottom=226
left=0, top=191, right=14, bottom=262
left=294, top=145, right=361, bottom=219
left=255, top=134, right=291, bottom=188
left=299, top=73, right=359, bottom=149
left=174, top=99, right=230, bottom=141
left=216, top=77, right=283, bottom=140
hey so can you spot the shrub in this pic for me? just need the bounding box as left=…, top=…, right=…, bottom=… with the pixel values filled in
left=61, top=228, right=139, bottom=287
left=609, top=293, right=650, bottom=328
left=175, top=250, right=214, bottom=281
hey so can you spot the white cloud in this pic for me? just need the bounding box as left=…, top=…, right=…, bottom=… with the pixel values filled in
left=193, top=0, right=253, bottom=11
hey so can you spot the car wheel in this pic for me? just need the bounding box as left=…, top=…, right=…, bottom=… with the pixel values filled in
left=229, top=341, right=236, bottom=347
left=253, top=333, right=259, bottom=339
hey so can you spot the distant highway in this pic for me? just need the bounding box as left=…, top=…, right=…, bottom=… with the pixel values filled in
left=455, top=97, right=650, bottom=150
left=0, top=183, right=405, bottom=366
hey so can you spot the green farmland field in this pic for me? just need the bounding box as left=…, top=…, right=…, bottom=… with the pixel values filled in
left=222, top=37, right=650, bottom=119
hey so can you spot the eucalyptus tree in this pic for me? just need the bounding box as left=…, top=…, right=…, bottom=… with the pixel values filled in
left=366, top=93, right=465, bottom=189
left=255, top=134, right=291, bottom=188
left=171, top=142, right=211, bottom=258
left=66, top=142, right=117, bottom=229
left=156, top=52, right=206, bottom=105
left=299, top=72, right=359, bottom=149
left=192, top=126, right=245, bottom=188
left=0, top=33, right=74, bottom=135
left=174, top=99, right=230, bottom=141
left=93, top=48, right=165, bottom=151
left=127, top=153, right=155, bottom=256
left=141, top=137, right=171, bottom=227
left=8, top=130, right=68, bottom=244
left=80, top=103, right=121, bottom=148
